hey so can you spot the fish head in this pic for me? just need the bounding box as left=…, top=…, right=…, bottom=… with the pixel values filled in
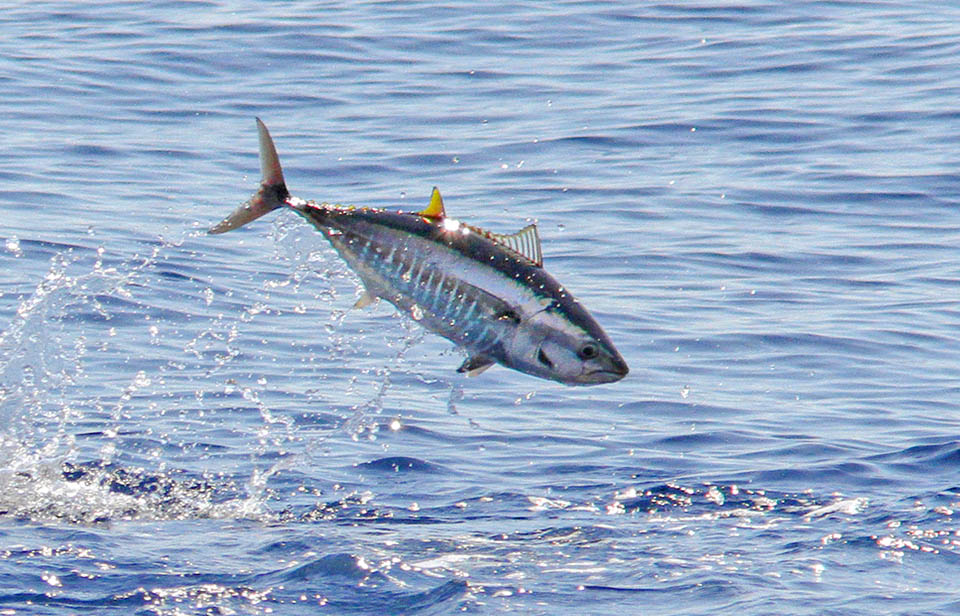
left=504, top=299, right=629, bottom=386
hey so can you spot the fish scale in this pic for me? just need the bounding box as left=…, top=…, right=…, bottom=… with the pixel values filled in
left=209, top=119, right=628, bottom=385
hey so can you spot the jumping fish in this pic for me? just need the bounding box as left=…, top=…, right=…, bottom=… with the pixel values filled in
left=210, top=119, right=628, bottom=385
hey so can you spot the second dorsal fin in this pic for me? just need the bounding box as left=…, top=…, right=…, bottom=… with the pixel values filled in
left=485, top=224, right=543, bottom=267
left=418, top=187, right=446, bottom=218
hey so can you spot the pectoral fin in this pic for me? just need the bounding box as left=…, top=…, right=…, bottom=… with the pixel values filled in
left=457, top=355, right=496, bottom=377
left=353, top=291, right=377, bottom=309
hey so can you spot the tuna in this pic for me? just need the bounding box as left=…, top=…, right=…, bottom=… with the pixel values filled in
left=210, top=119, right=628, bottom=385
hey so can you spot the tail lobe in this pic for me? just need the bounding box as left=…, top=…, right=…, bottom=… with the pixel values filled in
left=208, top=118, right=288, bottom=235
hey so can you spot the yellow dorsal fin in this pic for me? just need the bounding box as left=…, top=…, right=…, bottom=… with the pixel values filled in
left=418, top=187, right=446, bottom=218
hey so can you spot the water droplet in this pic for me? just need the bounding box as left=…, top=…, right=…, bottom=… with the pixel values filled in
left=410, top=305, right=423, bottom=321
left=5, top=236, right=22, bottom=256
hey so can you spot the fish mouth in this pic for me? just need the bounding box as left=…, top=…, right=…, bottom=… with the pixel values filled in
left=577, top=361, right=629, bottom=385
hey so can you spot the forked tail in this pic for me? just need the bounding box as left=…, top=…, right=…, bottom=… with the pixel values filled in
left=208, top=118, right=290, bottom=235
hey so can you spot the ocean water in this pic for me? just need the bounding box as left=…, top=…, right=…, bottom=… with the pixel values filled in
left=2, top=1, right=960, bottom=614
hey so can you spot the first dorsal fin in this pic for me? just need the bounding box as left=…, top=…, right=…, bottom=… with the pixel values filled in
left=485, top=224, right=543, bottom=267
left=418, top=187, right=446, bottom=218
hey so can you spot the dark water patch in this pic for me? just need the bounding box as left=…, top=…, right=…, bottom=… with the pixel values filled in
left=697, top=115, right=829, bottom=143
left=753, top=461, right=886, bottom=487
left=868, top=441, right=960, bottom=476
left=617, top=399, right=742, bottom=419
left=684, top=331, right=899, bottom=359
left=56, top=293, right=202, bottom=324
left=685, top=249, right=882, bottom=272
left=272, top=552, right=387, bottom=583
left=323, top=579, right=468, bottom=615
left=732, top=199, right=833, bottom=219
left=736, top=440, right=871, bottom=462
left=651, top=429, right=770, bottom=452
left=534, top=463, right=611, bottom=476
left=64, top=144, right=125, bottom=158
left=253, top=538, right=318, bottom=556
left=356, top=456, right=449, bottom=474
left=154, top=267, right=208, bottom=284
left=0, top=590, right=146, bottom=610
left=581, top=579, right=729, bottom=595
left=533, top=133, right=646, bottom=150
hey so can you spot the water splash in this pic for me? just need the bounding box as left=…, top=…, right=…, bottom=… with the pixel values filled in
left=0, top=214, right=453, bottom=525
left=0, top=250, right=137, bottom=454
left=0, top=239, right=280, bottom=523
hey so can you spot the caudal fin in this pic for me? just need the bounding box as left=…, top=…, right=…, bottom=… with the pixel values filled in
left=208, top=118, right=290, bottom=235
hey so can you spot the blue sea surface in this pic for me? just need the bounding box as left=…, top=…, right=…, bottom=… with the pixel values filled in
left=2, top=2, right=960, bottom=614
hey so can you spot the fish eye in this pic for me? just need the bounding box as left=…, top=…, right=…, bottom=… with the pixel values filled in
left=578, top=343, right=599, bottom=360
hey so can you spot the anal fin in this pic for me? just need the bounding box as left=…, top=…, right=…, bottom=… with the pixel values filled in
left=457, top=355, right=496, bottom=377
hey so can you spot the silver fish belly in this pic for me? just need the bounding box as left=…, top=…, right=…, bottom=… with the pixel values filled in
left=210, top=119, right=628, bottom=385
